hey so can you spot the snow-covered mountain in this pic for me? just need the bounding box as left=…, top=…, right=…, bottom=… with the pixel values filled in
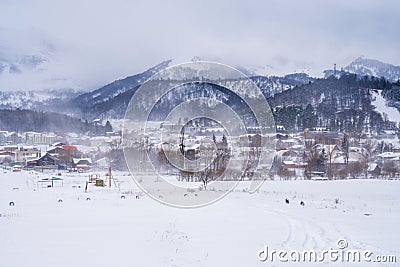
left=69, top=61, right=314, bottom=120
left=72, top=60, right=172, bottom=109
left=0, top=89, right=81, bottom=110
left=251, top=73, right=313, bottom=98
left=269, top=74, right=400, bottom=133
left=1, top=57, right=398, bottom=135
left=344, top=57, right=400, bottom=82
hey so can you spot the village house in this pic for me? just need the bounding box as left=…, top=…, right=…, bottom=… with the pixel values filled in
left=304, top=131, right=342, bottom=145
left=238, top=134, right=275, bottom=148
left=72, top=158, right=93, bottom=171
left=14, top=147, right=42, bottom=163
left=47, top=145, right=79, bottom=166
left=0, top=131, right=22, bottom=145
left=276, top=137, right=303, bottom=151
left=376, top=152, right=400, bottom=175
left=367, top=163, right=381, bottom=178
left=25, top=132, right=60, bottom=145
left=0, top=150, right=14, bottom=164
left=27, top=153, right=60, bottom=167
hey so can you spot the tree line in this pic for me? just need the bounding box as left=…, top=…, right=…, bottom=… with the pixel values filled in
left=0, top=109, right=111, bottom=134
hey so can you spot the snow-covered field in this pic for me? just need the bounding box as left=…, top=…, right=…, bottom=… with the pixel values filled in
left=0, top=170, right=399, bottom=266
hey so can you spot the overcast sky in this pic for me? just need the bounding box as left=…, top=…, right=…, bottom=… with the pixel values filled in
left=0, top=0, right=399, bottom=91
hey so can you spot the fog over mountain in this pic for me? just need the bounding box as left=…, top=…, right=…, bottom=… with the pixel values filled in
left=344, top=57, right=400, bottom=82
left=1, top=0, right=400, bottom=91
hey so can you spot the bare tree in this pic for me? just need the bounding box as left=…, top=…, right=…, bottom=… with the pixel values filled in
left=305, top=146, right=326, bottom=179
left=348, top=162, right=364, bottom=179
left=341, top=133, right=350, bottom=165
left=199, top=168, right=213, bottom=190
left=325, top=145, right=337, bottom=179
left=360, top=139, right=377, bottom=179
left=277, top=166, right=293, bottom=180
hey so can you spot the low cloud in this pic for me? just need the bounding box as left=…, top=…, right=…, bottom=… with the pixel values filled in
left=0, top=0, right=399, bottom=91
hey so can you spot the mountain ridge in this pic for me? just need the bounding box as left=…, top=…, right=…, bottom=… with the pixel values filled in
left=0, top=57, right=399, bottom=133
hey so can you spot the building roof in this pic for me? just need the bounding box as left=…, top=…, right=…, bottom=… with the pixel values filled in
left=323, top=144, right=339, bottom=152
left=368, top=163, right=379, bottom=172
left=184, top=143, right=201, bottom=151
left=52, top=142, right=66, bottom=147
left=38, top=153, right=60, bottom=162
left=377, top=152, right=400, bottom=158
left=73, top=158, right=92, bottom=164
left=333, top=155, right=358, bottom=164
left=62, top=145, right=78, bottom=152
left=282, top=160, right=296, bottom=165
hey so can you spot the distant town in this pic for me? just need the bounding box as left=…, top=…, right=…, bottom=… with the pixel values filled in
left=0, top=128, right=122, bottom=172
left=1, top=117, right=400, bottom=181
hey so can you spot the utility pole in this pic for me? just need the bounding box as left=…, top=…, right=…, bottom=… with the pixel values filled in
left=179, top=129, right=186, bottom=170
left=108, top=166, right=112, bottom=187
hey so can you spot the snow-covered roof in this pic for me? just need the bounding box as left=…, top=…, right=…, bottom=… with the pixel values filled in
left=74, top=145, right=98, bottom=153
left=333, top=155, right=358, bottom=164
left=90, top=136, right=109, bottom=141
left=282, top=139, right=298, bottom=143
left=377, top=152, right=400, bottom=158
left=323, top=144, right=338, bottom=152
left=368, top=163, right=379, bottom=172
left=24, top=156, right=39, bottom=162
left=383, top=130, right=396, bottom=135
left=282, top=160, right=295, bottom=165
left=73, top=158, right=92, bottom=164
left=349, top=147, right=362, bottom=152
left=291, top=144, right=305, bottom=150
left=184, top=144, right=201, bottom=151
left=66, top=132, right=79, bottom=138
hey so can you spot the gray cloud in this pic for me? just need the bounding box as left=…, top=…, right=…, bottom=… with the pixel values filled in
left=0, top=0, right=399, bottom=90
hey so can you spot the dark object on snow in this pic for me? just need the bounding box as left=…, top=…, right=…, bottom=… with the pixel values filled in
left=135, top=195, right=140, bottom=199
left=9, top=201, right=15, bottom=206
left=285, top=198, right=290, bottom=204
left=58, top=199, right=63, bottom=203
left=121, top=195, right=126, bottom=199
left=300, top=201, right=305, bottom=206
left=86, top=197, right=91, bottom=201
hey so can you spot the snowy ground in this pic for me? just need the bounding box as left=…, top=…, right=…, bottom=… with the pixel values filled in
left=0, top=170, right=399, bottom=267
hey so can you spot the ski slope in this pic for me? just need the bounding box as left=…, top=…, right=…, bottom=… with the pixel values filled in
left=0, top=170, right=399, bottom=266
left=372, top=90, right=400, bottom=123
